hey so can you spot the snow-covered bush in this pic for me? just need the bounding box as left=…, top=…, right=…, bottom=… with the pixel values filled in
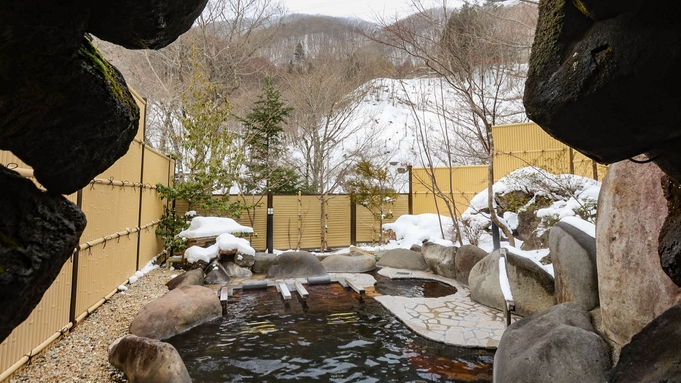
left=461, top=167, right=601, bottom=249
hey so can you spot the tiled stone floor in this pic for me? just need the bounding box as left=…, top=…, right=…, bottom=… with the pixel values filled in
left=362, top=268, right=516, bottom=349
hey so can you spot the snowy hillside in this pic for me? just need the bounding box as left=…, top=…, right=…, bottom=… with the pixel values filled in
left=286, top=76, right=526, bottom=193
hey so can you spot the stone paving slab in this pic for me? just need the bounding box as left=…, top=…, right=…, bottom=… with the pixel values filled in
left=374, top=268, right=518, bottom=349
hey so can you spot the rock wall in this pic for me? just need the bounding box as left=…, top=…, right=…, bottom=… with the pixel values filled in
left=596, top=161, right=681, bottom=349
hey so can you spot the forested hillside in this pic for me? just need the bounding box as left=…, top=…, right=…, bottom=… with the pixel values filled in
left=96, top=0, right=537, bottom=198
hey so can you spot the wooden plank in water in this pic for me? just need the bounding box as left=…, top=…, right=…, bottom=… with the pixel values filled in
left=219, top=286, right=230, bottom=302
left=345, top=278, right=365, bottom=295
left=294, top=281, right=309, bottom=299
left=278, top=282, right=292, bottom=300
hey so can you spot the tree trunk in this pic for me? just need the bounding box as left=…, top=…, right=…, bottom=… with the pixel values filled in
left=487, top=152, right=515, bottom=247
left=320, top=194, right=327, bottom=252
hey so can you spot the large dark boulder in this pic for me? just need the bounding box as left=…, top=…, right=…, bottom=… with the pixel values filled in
left=659, top=175, right=681, bottom=286
left=0, top=167, right=86, bottom=343
left=130, top=285, right=222, bottom=340
left=550, top=221, right=599, bottom=311
left=469, top=249, right=555, bottom=317
left=376, top=248, right=429, bottom=271
left=1, top=34, right=139, bottom=195
left=266, top=251, right=327, bottom=279
left=454, top=245, right=488, bottom=286
left=109, top=335, right=191, bottom=383
left=524, top=0, right=681, bottom=182
left=607, top=304, right=681, bottom=382
left=0, top=0, right=206, bottom=343
left=494, top=302, right=610, bottom=383
left=88, top=0, right=208, bottom=49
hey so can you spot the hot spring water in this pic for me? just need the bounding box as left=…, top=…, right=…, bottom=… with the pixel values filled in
left=167, top=278, right=494, bottom=382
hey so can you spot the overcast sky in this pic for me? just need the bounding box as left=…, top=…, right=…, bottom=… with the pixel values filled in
left=282, top=0, right=423, bottom=21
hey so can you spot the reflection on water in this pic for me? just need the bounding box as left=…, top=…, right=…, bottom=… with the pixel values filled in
left=371, top=272, right=458, bottom=298
left=167, top=283, right=493, bottom=383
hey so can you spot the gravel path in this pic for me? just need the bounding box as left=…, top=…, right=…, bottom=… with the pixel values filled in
left=9, top=267, right=178, bottom=383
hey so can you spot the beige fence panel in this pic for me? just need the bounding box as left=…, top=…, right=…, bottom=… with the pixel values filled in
left=272, top=195, right=320, bottom=250
left=411, top=123, right=607, bottom=217
left=175, top=193, right=412, bottom=250
left=79, top=181, right=141, bottom=249
left=0, top=262, right=72, bottom=378
left=138, top=147, right=173, bottom=266
left=493, top=122, right=606, bottom=181
left=73, top=235, right=138, bottom=318
left=326, top=195, right=351, bottom=248
left=355, top=195, right=409, bottom=244
left=0, top=151, right=30, bottom=170
left=411, top=166, right=487, bottom=217
left=234, top=194, right=268, bottom=250
left=573, top=151, right=608, bottom=181
left=493, top=122, right=572, bottom=180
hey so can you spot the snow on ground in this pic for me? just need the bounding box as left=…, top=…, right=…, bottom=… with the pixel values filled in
left=177, top=216, right=253, bottom=239
left=380, top=212, right=555, bottom=275
left=128, top=257, right=160, bottom=284
left=377, top=168, right=601, bottom=277
left=382, top=213, right=455, bottom=249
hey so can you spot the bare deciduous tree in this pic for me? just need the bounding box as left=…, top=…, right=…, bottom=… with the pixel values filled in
left=368, top=0, right=537, bottom=246
left=283, top=47, right=381, bottom=251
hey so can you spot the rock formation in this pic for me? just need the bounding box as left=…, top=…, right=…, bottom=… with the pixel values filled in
left=265, top=251, right=327, bottom=278
left=0, top=167, right=87, bottom=342
left=469, top=249, right=555, bottom=317
left=494, top=302, right=610, bottom=383
left=129, top=285, right=222, bottom=340
left=596, top=161, right=681, bottom=351
left=658, top=175, right=681, bottom=286
left=421, top=242, right=457, bottom=278
left=454, top=245, right=488, bottom=287
left=109, top=335, right=192, bottom=383
left=524, top=0, right=681, bottom=182
left=376, top=248, right=429, bottom=271
left=321, top=254, right=376, bottom=273
left=550, top=221, right=599, bottom=311
left=166, top=269, right=204, bottom=291
left=607, top=303, right=681, bottom=382
left=0, top=0, right=207, bottom=343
